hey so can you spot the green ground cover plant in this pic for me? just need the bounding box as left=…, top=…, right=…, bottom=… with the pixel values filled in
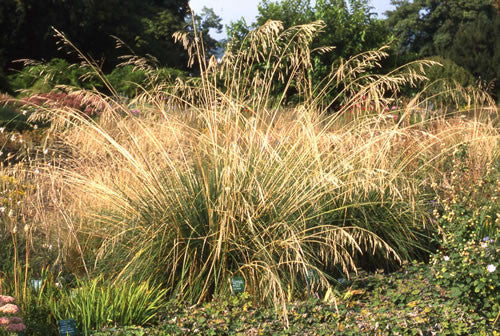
left=90, top=261, right=497, bottom=335
left=430, top=146, right=499, bottom=323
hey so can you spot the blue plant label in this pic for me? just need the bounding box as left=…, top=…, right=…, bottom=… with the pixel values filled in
left=30, top=279, right=42, bottom=291
left=231, top=276, right=245, bottom=294
left=58, top=319, right=78, bottom=336
left=306, top=269, right=319, bottom=286
left=306, top=269, right=318, bottom=282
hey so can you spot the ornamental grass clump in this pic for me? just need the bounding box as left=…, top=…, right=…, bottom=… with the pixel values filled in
left=48, top=277, right=166, bottom=336
left=0, top=295, right=26, bottom=334
left=11, top=20, right=498, bottom=326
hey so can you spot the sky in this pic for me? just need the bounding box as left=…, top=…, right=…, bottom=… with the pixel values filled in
left=189, top=0, right=395, bottom=40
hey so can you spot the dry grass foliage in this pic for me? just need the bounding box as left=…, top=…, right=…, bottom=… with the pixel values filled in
left=1, top=20, right=498, bottom=324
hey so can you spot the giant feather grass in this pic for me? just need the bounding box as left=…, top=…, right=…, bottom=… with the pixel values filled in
left=3, top=20, right=497, bottom=326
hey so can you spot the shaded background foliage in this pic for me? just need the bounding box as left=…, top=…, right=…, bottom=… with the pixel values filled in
left=386, top=0, right=500, bottom=98
left=0, top=0, right=499, bottom=100
left=227, top=0, right=391, bottom=67
left=0, top=0, right=212, bottom=74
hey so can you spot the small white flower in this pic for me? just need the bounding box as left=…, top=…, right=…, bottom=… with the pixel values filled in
left=443, top=256, right=450, bottom=261
left=22, top=110, right=27, bottom=115
left=33, top=125, right=38, bottom=130
left=0, top=151, right=3, bottom=156
left=0, top=127, right=4, bottom=133
left=481, top=242, right=488, bottom=248
left=34, top=169, right=40, bottom=174
left=487, top=264, right=496, bottom=273
left=43, top=149, right=49, bottom=155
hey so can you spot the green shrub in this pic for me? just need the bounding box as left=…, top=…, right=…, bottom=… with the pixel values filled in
left=8, top=58, right=102, bottom=94
left=431, top=234, right=499, bottom=322
left=418, top=56, right=480, bottom=111
left=92, top=326, right=152, bottom=336
left=425, top=56, right=475, bottom=89
left=90, top=269, right=496, bottom=335
left=106, top=66, right=148, bottom=98
left=105, top=66, right=187, bottom=98
left=18, top=274, right=61, bottom=336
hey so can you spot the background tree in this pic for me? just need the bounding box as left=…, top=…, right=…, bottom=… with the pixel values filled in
left=0, top=0, right=197, bottom=72
left=315, top=0, right=390, bottom=60
left=227, top=0, right=390, bottom=76
left=0, top=0, right=23, bottom=90
left=137, top=0, right=191, bottom=68
left=225, top=0, right=391, bottom=104
left=248, top=0, right=389, bottom=59
left=187, top=7, right=224, bottom=56
left=386, top=0, right=500, bottom=98
left=256, top=0, right=315, bottom=27
left=0, top=0, right=226, bottom=94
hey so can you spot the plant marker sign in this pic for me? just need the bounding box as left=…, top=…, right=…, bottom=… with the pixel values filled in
left=58, top=319, right=78, bottom=336
left=305, top=268, right=319, bottom=297
left=231, top=275, right=245, bottom=294
left=306, top=269, right=318, bottom=285
left=30, top=279, right=42, bottom=292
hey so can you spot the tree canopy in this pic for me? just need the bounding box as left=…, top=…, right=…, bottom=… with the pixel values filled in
left=386, top=0, right=500, bottom=97
left=228, top=0, right=390, bottom=60
left=1, top=0, right=499, bottom=100
left=224, top=0, right=391, bottom=105
left=0, top=0, right=193, bottom=72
